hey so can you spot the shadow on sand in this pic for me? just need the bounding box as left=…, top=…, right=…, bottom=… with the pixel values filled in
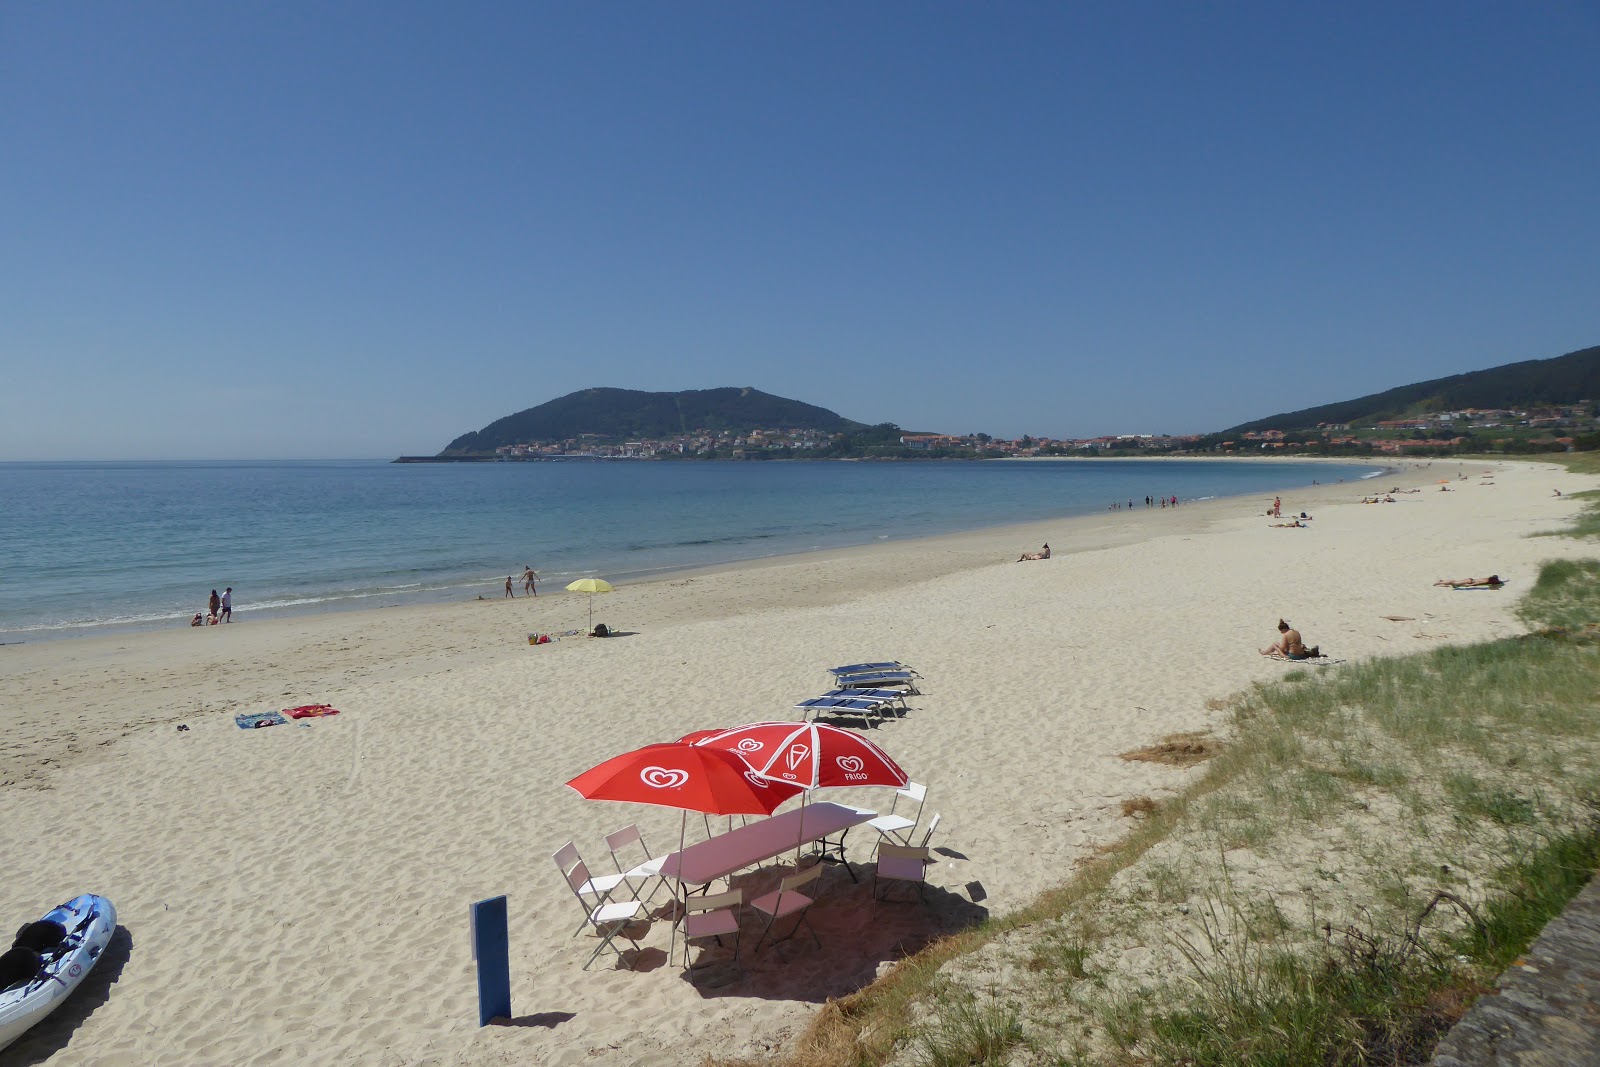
left=6, top=925, right=134, bottom=1065
left=659, top=860, right=987, bottom=1002
left=489, top=1010, right=578, bottom=1029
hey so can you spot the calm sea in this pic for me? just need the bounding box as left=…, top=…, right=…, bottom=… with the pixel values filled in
left=0, top=458, right=1384, bottom=640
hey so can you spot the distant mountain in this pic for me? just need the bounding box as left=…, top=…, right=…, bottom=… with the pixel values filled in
left=440, top=387, right=866, bottom=454
left=1226, top=344, right=1600, bottom=432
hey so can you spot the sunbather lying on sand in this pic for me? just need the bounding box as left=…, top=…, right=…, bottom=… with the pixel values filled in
left=1435, top=575, right=1504, bottom=588
left=1269, top=520, right=1306, bottom=528
left=1017, top=543, right=1050, bottom=561
left=1260, top=619, right=1322, bottom=659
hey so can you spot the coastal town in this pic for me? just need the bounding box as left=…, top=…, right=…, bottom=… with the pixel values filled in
left=487, top=404, right=1597, bottom=460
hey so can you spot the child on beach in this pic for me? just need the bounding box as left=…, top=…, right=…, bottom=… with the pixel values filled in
left=504, top=576, right=515, bottom=598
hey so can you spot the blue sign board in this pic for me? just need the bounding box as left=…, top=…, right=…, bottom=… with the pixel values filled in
left=470, top=895, right=511, bottom=1026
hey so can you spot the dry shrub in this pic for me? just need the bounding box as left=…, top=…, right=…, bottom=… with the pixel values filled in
left=1121, top=795, right=1157, bottom=818
left=1120, top=731, right=1222, bottom=768
left=1205, top=697, right=1232, bottom=711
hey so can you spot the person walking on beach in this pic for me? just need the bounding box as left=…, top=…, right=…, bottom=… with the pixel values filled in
left=208, top=589, right=220, bottom=619
left=522, top=565, right=538, bottom=596
left=1273, top=496, right=1282, bottom=518
left=220, top=587, right=232, bottom=622
left=504, top=576, right=515, bottom=598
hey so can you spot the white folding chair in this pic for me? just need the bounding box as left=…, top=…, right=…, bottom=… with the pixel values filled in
left=873, top=844, right=931, bottom=902
left=750, top=863, right=823, bottom=956
left=566, top=859, right=648, bottom=969
left=554, top=841, right=633, bottom=937
left=605, top=824, right=668, bottom=903
left=681, top=888, right=743, bottom=971
left=867, top=782, right=928, bottom=845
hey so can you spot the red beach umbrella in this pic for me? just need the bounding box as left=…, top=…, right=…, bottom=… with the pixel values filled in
left=692, top=721, right=909, bottom=790
left=567, top=742, right=807, bottom=961
left=566, top=742, right=804, bottom=816
left=675, top=728, right=722, bottom=746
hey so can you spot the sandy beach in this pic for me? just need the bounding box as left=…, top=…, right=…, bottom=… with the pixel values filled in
left=2, top=457, right=1593, bottom=1067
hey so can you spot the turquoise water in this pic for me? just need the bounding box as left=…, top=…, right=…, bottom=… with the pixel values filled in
left=0, top=458, right=1384, bottom=639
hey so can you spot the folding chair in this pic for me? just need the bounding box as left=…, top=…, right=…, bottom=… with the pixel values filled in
left=605, top=824, right=669, bottom=903
left=873, top=844, right=931, bottom=902
left=555, top=841, right=634, bottom=937
left=750, top=863, right=824, bottom=956
left=867, top=782, right=928, bottom=844
left=917, top=813, right=942, bottom=849
left=566, top=859, right=648, bottom=970
left=681, top=888, right=743, bottom=971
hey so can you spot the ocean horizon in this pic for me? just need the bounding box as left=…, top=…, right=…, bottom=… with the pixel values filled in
left=0, top=457, right=1386, bottom=642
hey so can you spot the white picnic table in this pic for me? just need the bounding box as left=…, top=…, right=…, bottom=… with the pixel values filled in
left=658, top=801, right=876, bottom=886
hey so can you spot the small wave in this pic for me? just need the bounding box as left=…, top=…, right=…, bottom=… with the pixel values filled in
left=626, top=531, right=781, bottom=551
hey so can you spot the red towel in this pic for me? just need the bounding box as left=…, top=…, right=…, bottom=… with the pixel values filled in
left=284, top=704, right=340, bottom=719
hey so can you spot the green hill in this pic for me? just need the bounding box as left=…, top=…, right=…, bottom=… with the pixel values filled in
left=440, top=387, right=866, bottom=455
left=1227, top=344, right=1600, bottom=433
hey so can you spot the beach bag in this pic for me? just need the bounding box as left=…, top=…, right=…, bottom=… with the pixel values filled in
left=592, top=623, right=610, bottom=638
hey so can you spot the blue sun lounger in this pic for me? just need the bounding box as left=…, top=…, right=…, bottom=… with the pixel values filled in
left=815, top=687, right=910, bottom=709
left=833, top=669, right=918, bottom=693
left=829, top=661, right=916, bottom=679
left=794, top=695, right=889, bottom=727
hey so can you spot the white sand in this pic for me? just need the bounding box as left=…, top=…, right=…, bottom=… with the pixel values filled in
left=1, top=458, right=1591, bottom=1066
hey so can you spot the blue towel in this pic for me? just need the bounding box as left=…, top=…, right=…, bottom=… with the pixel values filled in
left=236, top=711, right=287, bottom=730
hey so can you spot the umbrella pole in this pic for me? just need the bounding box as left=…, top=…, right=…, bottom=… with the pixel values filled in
left=793, top=790, right=809, bottom=868
left=671, top=809, right=686, bottom=967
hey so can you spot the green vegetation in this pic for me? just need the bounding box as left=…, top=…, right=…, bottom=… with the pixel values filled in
left=718, top=552, right=1600, bottom=1067
left=1228, top=343, right=1600, bottom=434
left=439, top=386, right=863, bottom=454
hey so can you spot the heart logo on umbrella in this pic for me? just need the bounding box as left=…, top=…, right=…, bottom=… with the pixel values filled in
left=737, top=739, right=763, bottom=753
left=786, top=744, right=810, bottom=770
left=836, top=756, right=865, bottom=773
left=640, top=767, right=689, bottom=789
left=745, top=770, right=772, bottom=788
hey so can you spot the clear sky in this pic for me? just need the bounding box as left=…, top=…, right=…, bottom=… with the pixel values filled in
left=3, top=2, right=1596, bottom=460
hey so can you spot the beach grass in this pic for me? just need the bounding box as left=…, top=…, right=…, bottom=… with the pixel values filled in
left=714, top=552, right=1600, bottom=1067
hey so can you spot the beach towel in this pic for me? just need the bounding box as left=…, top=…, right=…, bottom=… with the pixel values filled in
left=285, top=704, right=340, bottom=719
left=236, top=712, right=287, bottom=730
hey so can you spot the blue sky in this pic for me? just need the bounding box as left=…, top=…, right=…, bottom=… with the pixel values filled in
left=2, top=2, right=1596, bottom=459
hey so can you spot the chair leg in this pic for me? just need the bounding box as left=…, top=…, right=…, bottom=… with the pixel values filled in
left=756, top=909, right=819, bottom=955
left=583, top=919, right=636, bottom=971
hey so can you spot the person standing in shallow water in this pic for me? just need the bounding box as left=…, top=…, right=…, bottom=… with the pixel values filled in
left=504, top=576, right=514, bottom=598
left=208, top=589, right=220, bottom=619
left=220, top=587, right=232, bottom=622
left=522, top=565, right=538, bottom=596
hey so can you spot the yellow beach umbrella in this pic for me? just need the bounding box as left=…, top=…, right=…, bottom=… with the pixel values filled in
left=565, top=577, right=615, bottom=630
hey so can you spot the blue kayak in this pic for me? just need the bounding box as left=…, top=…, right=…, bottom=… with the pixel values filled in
left=0, top=894, right=117, bottom=1051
